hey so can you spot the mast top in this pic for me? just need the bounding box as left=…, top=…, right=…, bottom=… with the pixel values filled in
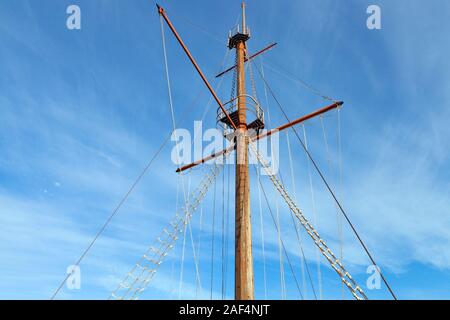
left=228, top=1, right=250, bottom=49
left=241, top=1, right=246, bottom=33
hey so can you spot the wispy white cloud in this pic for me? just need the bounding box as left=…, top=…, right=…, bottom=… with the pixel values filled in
left=1, top=0, right=450, bottom=300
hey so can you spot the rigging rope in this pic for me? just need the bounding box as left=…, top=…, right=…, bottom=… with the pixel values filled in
left=175, top=170, right=186, bottom=299
left=189, top=46, right=229, bottom=298
left=302, top=125, right=323, bottom=299
left=221, top=163, right=226, bottom=299
left=53, top=5, right=227, bottom=300
left=178, top=201, right=188, bottom=299
left=81, top=84, right=203, bottom=301
left=262, top=60, right=337, bottom=103
left=275, top=197, right=286, bottom=299
left=250, top=143, right=367, bottom=300
left=260, top=59, right=272, bottom=126
left=224, top=159, right=231, bottom=298
left=230, top=52, right=238, bottom=103
left=255, top=164, right=304, bottom=300
left=277, top=167, right=318, bottom=300
left=251, top=60, right=397, bottom=300
left=110, top=164, right=223, bottom=300
left=248, top=58, right=258, bottom=100
left=195, top=189, right=204, bottom=298
left=320, top=115, right=345, bottom=299
left=51, top=132, right=171, bottom=299
left=337, top=108, right=345, bottom=299
left=210, top=179, right=217, bottom=300
left=187, top=175, right=202, bottom=292
left=256, top=162, right=268, bottom=299
left=161, top=16, right=204, bottom=298
left=162, top=7, right=241, bottom=47
left=167, top=10, right=224, bottom=44
left=188, top=47, right=229, bottom=298
left=170, top=256, right=176, bottom=298
left=286, top=131, right=317, bottom=299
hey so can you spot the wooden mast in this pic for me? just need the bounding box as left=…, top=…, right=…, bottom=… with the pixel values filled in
left=156, top=2, right=377, bottom=302
left=159, top=1, right=343, bottom=301
left=234, top=1, right=254, bottom=300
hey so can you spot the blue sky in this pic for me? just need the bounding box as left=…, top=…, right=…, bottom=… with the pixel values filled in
left=1, top=0, right=450, bottom=300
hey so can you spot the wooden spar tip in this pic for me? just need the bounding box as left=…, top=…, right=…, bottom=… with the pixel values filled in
left=337, top=101, right=344, bottom=107
left=175, top=146, right=234, bottom=173
left=156, top=3, right=164, bottom=15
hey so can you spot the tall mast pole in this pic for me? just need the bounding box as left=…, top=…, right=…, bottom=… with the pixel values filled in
left=234, top=0, right=254, bottom=300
